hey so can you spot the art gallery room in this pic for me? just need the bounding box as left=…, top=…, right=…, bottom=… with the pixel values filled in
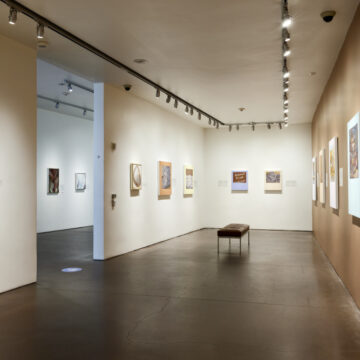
left=0, top=0, right=360, bottom=358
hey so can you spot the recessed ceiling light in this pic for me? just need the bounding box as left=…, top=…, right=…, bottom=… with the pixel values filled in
left=134, top=58, right=147, bottom=64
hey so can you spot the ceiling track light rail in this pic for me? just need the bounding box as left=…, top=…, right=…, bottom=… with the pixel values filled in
left=37, top=94, right=93, bottom=114
left=64, top=79, right=94, bottom=94
left=0, top=0, right=225, bottom=126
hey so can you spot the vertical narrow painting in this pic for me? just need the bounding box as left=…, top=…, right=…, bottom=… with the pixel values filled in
left=184, top=165, right=194, bottom=195
left=312, top=157, right=317, bottom=201
left=231, top=170, right=248, bottom=191
left=328, top=137, right=338, bottom=209
left=264, top=170, right=282, bottom=191
left=319, top=149, right=325, bottom=204
left=75, top=173, right=86, bottom=191
left=347, top=113, right=360, bottom=217
left=130, top=164, right=142, bottom=190
left=48, top=168, right=59, bottom=194
left=159, top=161, right=172, bottom=196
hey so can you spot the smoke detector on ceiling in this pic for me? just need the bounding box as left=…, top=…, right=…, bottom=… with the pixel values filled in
left=37, top=39, right=49, bottom=49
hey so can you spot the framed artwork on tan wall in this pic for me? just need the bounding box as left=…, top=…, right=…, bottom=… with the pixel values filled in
left=328, top=137, right=338, bottom=209
left=319, top=149, right=326, bottom=204
left=312, top=157, right=317, bottom=201
left=184, top=165, right=194, bottom=195
left=48, top=168, right=59, bottom=194
left=231, top=170, right=248, bottom=191
left=264, top=170, right=282, bottom=191
left=159, top=161, right=172, bottom=196
left=130, top=163, right=142, bottom=190
left=347, top=113, right=360, bottom=217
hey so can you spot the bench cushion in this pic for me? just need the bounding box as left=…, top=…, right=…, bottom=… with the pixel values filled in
left=217, top=223, right=249, bottom=237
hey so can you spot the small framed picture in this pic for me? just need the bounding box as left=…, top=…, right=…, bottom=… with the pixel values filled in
left=75, top=173, right=86, bottom=191
left=48, top=168, right=59, bottom=194
left=130, top=164, right=142, bottom=190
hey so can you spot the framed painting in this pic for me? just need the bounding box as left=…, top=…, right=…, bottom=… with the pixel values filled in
left=184, top=165, right=194, bottom=195
left=48, top=168, right=59, bottom=194
left=347, top=113, right=360, bottom=217
left=231, top=170, right=248, bottom=191
left=264, top=170, right=282, bottom=191
left=130, top=164, right=142, bottom=190
left=75, top=173, right=86, bottom=191
left=329, top=137, right=338, bottom=209
left=159, top=161, right=172, bottom=196
left=312, top=157, right=317, bottom=201
left=319, top=149, right=326, bottom=204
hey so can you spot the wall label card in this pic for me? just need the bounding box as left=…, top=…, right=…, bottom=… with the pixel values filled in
left=231, top=170, right=248, bottom=191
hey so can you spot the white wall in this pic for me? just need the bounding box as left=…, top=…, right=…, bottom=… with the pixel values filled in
left=37, top=108, right=94, bottom=233
left=0, top=34, right=37, bottom=293
left=203, top=123, right=312, bottom=230
left=94, top=84, right=204, bottom=259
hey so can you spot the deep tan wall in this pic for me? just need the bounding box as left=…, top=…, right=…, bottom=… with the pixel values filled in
left=0, top=34, right=37, bottom=292
left=312, top=7, right=360, bottom=307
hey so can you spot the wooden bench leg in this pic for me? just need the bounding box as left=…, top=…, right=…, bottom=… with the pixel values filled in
left=217, top=237, right=219, bottom=253
left=248, top=230, right=250, bottom=246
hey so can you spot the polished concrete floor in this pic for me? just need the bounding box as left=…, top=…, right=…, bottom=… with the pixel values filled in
left=1, top=228, right=360, bottom=359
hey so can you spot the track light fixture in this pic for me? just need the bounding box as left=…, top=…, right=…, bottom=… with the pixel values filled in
left=213, top=119, right=217, bottom=127
left=284, top=85, right=289, bottom=93
left=185, top=105, right=189, bottom=114
left=174, top=99, right=178, bottom=109
left=283, top=42, right=291, bottom=57
left=283, top=60, right=290, bottom=79
left=282, top=0, right=292, bottom=28
left=8, top=7, right=17, bottom=25
left=229, top=125, right=232, bottom=132
left=279, top=123, right=283, bottom=129
left=198, top=112, right=201, bottom=120
left=282, top=28, right=290, bottom=42
left=236, top=124, right=240, bottom=131
left=208, top=117, right=212, bottom=125
left=267, top=123, right=271, bottom=130
left=252, top=123, right=255, bottom=131
left=37, top=23, right=44, bottom=39
left=284, top=121, right=289, bottom=127
left=166, top=94, right=171, bottom=103
left=284, top=108, right=289, bottom=114
left=55, top=101, right=59, bottom=109
left=283, top=94, right=289, bottom=105
left=190, top=107, right=194, bottom=116
left=155, top=88, right=160, bottom=98
left=83, top=109, right=87, bottom=116
left=216, top=122, right=219, bottom=129
left=67, top=83, right=73, bottom=93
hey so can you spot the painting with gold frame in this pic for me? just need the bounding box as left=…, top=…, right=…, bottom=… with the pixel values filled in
left=328, top=137, right=338, bottom=209
left=159, top=161, right=172, bottom=196
left=130, top=163, right=142, bottom=190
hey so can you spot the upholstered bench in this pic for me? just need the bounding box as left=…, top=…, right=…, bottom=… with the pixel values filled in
left=217, top=223, right=250, bottom=253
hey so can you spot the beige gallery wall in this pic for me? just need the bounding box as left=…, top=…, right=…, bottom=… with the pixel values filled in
left=312, top=5, right=360, bottom=307
left=0, top=34, right=37, bottom=293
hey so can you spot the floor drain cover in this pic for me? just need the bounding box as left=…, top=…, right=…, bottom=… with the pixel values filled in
left=61, top=267, right=83, bottom=273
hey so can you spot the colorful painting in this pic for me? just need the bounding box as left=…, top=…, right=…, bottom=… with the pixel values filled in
left=48, top=168, right=59, bottom=194
left=347, top=113, right=360, bottom=218
left=329, top=137, right=338, bottom=209
left=159, top=161, right=172, bottom=196
left=231, top=170, right=248, bottom=191
left=312, top=157, right=317, bottom=201
left=130, top=164, right=142, bottom=190
left=319, top=149, right=325, bottom=204
left=349, top=123, right=359, bottom=179
left=264, top=170, right=282, bottom=191
left=184, top=166, right=194, bottom=195
left=75, top=173, right=86, bottom=191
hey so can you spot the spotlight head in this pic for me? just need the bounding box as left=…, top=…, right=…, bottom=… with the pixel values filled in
left=282, top=28, right=290, bottom=42
left=284, top=108, right=289, bottom=114
left=283, top=94, right=289, bottom=105
left=284, top=86, right=289, bottom=93
left=37, top=23, right=45, bottom=39
left=284, top=121, right=289, bottom=127
left=216, top=122, right=219, bottom=129
left=267, top=123, right=271, bottom=130
left=252, top=123, right=255, bottom=131
left=174, top=99, right=178, bottom=108
left=190, top=107, right=194, bottom=116
left=279, top=123, right=283, bottom=129
left=282, top=1, right=292, bottom=28
left=236, top=124, right=240, bottom=131
left=213, top=119, right=217, bottom=127
left=166, top=94, right=171, bottom=103
left=208, top=117, right=212, bottom=125
left=155, top=88, right=160, bottom=98
left=283, top=42, right=291, bottom=57
left=185, top=105, right=189, bottom=114
left=83, top=109, right=87, bottom=116
left=229, top=125, right=232, bottom=132
left=55, top=101, right=59, bottom=109
left=282, top=17, right=292, bottom=28
left=198, top=112, right=201, bottom=120
left=67, top=83, right=73, bottom=93
left=9, top=8, right=17, bottom=25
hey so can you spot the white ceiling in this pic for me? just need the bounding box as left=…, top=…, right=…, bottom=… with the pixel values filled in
left=0, top=0, right=359, bottom=127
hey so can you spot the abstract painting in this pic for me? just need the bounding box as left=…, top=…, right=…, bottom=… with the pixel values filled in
left=312, top=157, right=317, bottom=201
left=347, top=113, right=360, bottom=217
left=130, top=164, right=142, bottom=190
left=48, top=168, right=59, bottom=194
left=231, top=170, right=248, bottom=191
left=75, top=173, right=86, bottom=191
left=159, top=161, right=172, bottom=196
left=184, top=165, right=194, bottom=195
left=319, top=149, right=325, bottom=204
left=329, top=137, right=338, bottom=209
left=264, top=170, right=282, bottom=191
